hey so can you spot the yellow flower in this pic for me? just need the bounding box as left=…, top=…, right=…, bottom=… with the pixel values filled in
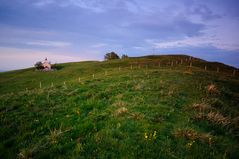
left=186, top=141, right=194, bottom=149
left=153, top=131, right=157, bottom=139
left=144, top=133, right=148, bottom=140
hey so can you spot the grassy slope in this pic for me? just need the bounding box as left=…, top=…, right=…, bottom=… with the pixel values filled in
left=0, top=55, right=239, bottom=158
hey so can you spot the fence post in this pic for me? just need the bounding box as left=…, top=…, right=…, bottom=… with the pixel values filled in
left=204, top=65, right=207, bottom=71
left=171, top=61, right=173, bottom=67
left=92, top=74, right=95, bottom=78
left=181, top=59, right=183, bottom=64
left=233, top=70, right=236, bottom=76
left=131, top=65, right=133, bottom=70
left=78, top=77, right=81, bottom=83
left=217, top=67, right=220, bottom=73
left=190, top=62, right=192, bottom=67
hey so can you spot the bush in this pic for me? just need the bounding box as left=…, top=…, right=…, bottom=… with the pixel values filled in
left=121, top=54, right=129, bottom=59
left=34, top=61, right=43, bottom=70
left=104, top=52, right=120, bottom=60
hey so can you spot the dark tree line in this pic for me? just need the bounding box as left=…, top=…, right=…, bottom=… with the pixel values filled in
left=104, top=52, right=128, bottom=60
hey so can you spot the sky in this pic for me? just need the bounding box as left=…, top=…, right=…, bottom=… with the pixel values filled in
left=0, top=0, right=239, bottom=71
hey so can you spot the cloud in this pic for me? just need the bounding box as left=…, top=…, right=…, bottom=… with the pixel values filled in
left=0, top=47, right=83, bottom=71
left=183, top=2, right=222, bottom=21
left=0, top=25, right=73, bottom=49
left=132, top=46, right=145, bottom=50
left=151, top=34, right=239, bottom=51
left=127, top=17, right=205, bottom=41
left=25, top=40, right=71, bottom=47
left=64, top=0, right=105, bottom=13
left=33, top=0, right=55, bottom=7
left=91, top=43, right=108, bottom=48
left=145, top=13, right=239, bottom=51
left=150, top=36, right=214, bottom=49
left=31, top=0, right=144, bottom=14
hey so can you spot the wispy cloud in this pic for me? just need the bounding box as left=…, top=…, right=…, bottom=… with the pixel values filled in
left=0, top=47, right=83, bottom=71
left=150, top=35, right=239, bottom=51
left=25, top=40, right=71, bottom=47
left=32, top=0, right=145, bottom=14
left=147, top=17, right=239, bottom=51
left=150, top=36, right=214, bottom=49
left=67, top=0, right=105, bottom=13
left=91, top=43, right=108, bottom=48
left=132, top=46, right=146, bottom=50
left=0, top=25, right=69, bottom=48
left=33, top=0, right=55, bottom=7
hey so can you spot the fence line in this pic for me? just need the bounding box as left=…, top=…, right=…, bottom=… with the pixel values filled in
left=31, top=58, right=238, bottom=92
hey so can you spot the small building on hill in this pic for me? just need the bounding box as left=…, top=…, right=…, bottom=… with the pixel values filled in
left=42, top=58, right=51, bottom=70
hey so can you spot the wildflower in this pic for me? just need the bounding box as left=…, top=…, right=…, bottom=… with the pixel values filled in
left=144, top=133, right=148, bottom=140
left=188, top=142, right=192, bottom=146
left=153, top=131, right=157, bottom=139
left=208, top=137, right=212, bottom=145
left=186, top=141, right=195, bottom=149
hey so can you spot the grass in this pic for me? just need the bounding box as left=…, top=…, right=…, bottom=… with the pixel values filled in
left=0, top=55, right=239, bottom=158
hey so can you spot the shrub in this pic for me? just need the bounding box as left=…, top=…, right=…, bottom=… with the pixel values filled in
left=34, top=61, right=43, bottom=70
left=104, top=52, right=120, bottom=60
left=121, top=54, right=129, bottom=59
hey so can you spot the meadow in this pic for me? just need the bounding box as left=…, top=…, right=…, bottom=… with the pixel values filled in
left=0, top=55, right=239, bottom=158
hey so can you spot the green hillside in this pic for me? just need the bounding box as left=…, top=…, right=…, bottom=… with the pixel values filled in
left=0, top=55, right=239, bottom=158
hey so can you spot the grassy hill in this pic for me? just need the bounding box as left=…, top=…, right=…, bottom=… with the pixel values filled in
left=0, top=55, right=239, bottom=158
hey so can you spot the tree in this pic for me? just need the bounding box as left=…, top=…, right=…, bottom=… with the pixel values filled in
left=104, top=52, right=120, bottom=60
left=34, top=61, right=43, bottom=70
left=121, top=54, right=129, bottom=59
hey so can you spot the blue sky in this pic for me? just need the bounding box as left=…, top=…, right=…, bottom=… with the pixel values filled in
left=0, top=0, right=239, bottom=71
